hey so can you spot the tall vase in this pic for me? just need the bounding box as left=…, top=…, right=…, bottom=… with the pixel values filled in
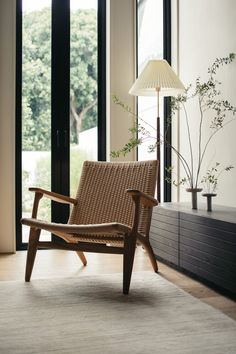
left=186, top=188, right=203, bottom=210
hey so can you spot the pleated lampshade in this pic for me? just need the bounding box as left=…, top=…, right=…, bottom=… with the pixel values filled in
left=129, top=59, right=185, bottom=97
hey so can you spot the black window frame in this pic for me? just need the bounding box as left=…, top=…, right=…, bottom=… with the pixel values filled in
left=15, top=0, right=106, bottom=250
left=163, top=0, right=172, bottom=202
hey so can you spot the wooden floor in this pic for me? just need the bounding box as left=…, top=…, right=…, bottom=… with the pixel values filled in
left=0, top=247, right=235, bottom=320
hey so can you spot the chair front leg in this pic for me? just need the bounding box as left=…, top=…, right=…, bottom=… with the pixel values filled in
left=123, top=233, right=137, bottom=295
left=123, top=193, right=140, bottom=294
left=25, top=227, right=41, bottom=282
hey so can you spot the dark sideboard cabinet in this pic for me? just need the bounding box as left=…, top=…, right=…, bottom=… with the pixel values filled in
left=150, top=203, right=236, bottom=295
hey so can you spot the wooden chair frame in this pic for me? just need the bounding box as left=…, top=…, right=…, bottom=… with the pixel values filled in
left=21, top=161, right=158, bottom=294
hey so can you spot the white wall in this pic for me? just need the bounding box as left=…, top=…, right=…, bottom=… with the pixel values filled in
left=0, top=0, right=16, bottom=252
left=172, top=0, right=236, bottom=207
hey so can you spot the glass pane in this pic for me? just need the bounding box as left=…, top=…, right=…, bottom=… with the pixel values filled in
left=22, top=0, right=51, bottom=242
left=137, top=0, right=163, bottom=199
left=70, top=0, right=98, bottom=198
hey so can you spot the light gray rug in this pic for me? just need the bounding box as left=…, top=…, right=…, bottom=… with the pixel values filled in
left=0, top=272, right=236, bottom=354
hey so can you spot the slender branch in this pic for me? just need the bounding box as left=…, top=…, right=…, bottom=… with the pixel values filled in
left=170, top=147, right=192, bottom=185
left=181, top=102, right=194, bottom=185
left=160, top=136, right=192, bottom=186
left=140, top=116, right=193, bottom=186
left=144, top=128, right=192, bottom=185
left=112, top=95, right=156, bottom=131
left=134, top=113, right=156, bottom=132
left=198, top=117, right=236, bottom=175
left=195, top=96, right=204, bottom=187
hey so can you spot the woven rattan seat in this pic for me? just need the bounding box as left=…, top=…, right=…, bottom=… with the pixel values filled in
left=21, top=160, right=159, bottom=294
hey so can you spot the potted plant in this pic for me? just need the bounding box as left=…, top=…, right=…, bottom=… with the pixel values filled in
left=111, top=53, right=236, bottom=209
left=201, top=163, right=234, bottom=211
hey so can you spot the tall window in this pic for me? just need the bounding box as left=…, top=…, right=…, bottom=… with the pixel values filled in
left=70, top=0, right=98, bottom=197
left=16, top=0, right=106, bottom=249
left=136, top=0, right=171, bottom=201
left=21, top=0, right=52, bottom=243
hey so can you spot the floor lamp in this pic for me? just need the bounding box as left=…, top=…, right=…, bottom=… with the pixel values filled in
left=129, top=59, right=185, bottom=201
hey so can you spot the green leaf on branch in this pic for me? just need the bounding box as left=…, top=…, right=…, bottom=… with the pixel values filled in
left=110, top=137, right=142, bottom=158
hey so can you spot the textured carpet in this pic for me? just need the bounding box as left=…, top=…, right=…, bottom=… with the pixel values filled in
left=0, top=272, right=236, bottom=354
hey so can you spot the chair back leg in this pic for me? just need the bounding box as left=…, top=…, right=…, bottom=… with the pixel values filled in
left=76, top=251, right=87, bottom=266
left=143, top=239, right=158, bottom=273
left=25, top=228, right=41, bottom=282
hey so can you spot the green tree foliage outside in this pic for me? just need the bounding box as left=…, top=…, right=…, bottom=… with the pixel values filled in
left=22, top=148, right=87, bottom=219
left=21, top=7, right=97, bottom=227
left=22, top=7, right=97, bottom=151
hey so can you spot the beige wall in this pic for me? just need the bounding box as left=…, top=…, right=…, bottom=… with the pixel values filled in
left=0, top=0, right=16, bottom=252
left=108, top=0, right=136, bottom=161
left=172, top=0, right=236, bottom=207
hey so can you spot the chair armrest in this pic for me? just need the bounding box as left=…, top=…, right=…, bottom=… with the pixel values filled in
left=29, top=187, right=77, bottom=205
left=21, top=218, right=130, bottom=235
left=126, top=189, right=158, bottom=207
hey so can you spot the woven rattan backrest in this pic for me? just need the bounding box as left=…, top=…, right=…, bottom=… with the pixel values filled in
left=68, top=160, right=158, bottom=236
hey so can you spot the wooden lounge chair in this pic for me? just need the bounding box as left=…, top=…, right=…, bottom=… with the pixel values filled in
left=21, top=160, right=158, bottom=294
